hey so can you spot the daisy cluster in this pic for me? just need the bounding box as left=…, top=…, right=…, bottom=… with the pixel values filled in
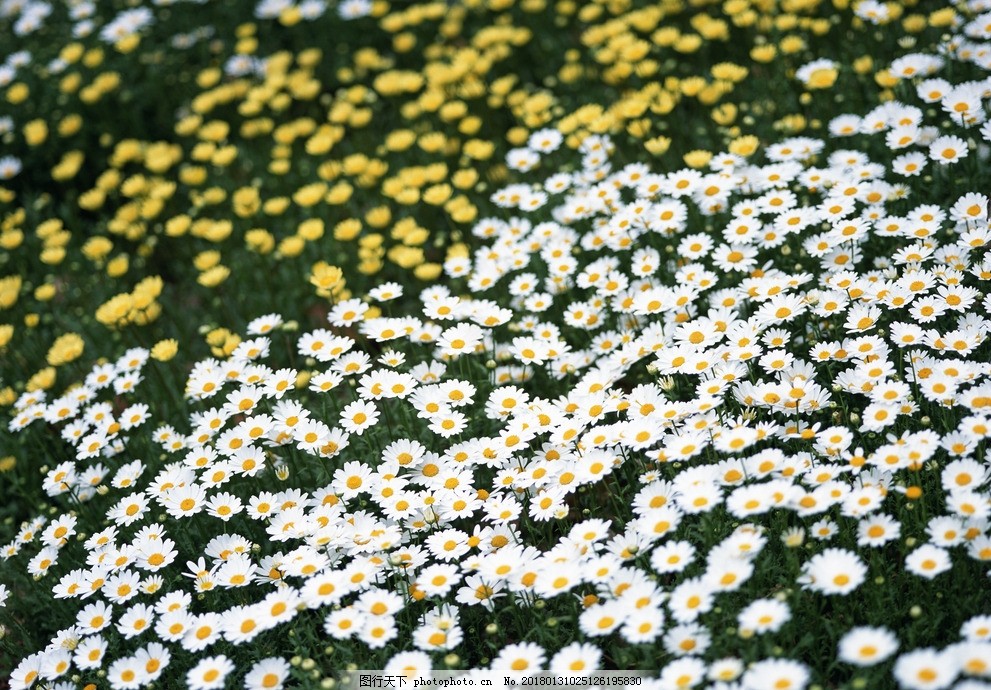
left=3, top=0, right=991, bottom=687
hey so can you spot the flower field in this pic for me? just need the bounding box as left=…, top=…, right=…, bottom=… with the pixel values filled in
left=2, top=0, right=991, bottom=687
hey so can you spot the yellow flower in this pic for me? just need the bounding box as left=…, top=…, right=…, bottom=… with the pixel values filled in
left=27, top=366, right=57, bottom=392
left=133, top=276, right=163, bottom=302
left=24, top=119, right=48, bottom=146
left=365, top=206, right=391, bottom=228
left=626, top=118, right=652, bottom=138
left=58, top=73, right=80, bottom=95
left=58, top=114, right=83, bottom=137
left=305, top=127, right=338, bottom=155
left=463, top=139, right=495, bottom=160
left=197, top=187, right=227, bottom=206
left=96, top=169, right=121, bottom=191
left=779, top=35, right=805, bottom=54
left=393, top=32, right=417, bottom=52
left=278, top=235, right=305, bottom=257
left=652, top=26, right=680, bottom=47
left=853, top=56, right=874, bottom=74
left=414, top=263, right=443, bottom=281
left=151, top=339, right=179, bottom=361
left=325, top=182, right=353, bottom=204
left=457, top=114, right=482, bottom=135
left=728, top=135, right=759, bottom=157
left=133, top=302, right=161, bottom=326
left=448, top=199, right=477, bottom=224
left=279, top=5, right=301, bottom=25
left=394, top=188, right=420, bottom=205
left=198, top=120, right=229, bottom=142
left=928, top=7, right=957, bottom=26
left=194, top=250, right=221, bottom=271
left=205, top=328, right=230, bottom=348
left=806, top=67, right=838, bottom=89
left=93, top=72, right=121, bottom=95
left=206, top=328, right=240, bottom=357
left=506, top=127, right=529, bottom=146
left=388, top=246, right=424, bottom=269
left=451, top=169, right=478, bottom=189
left=3, top=208, right=25, bottom=231
left=359, top=260, right=383, bottom=275
left=6, top=83, right=29, bottom=104
left=683, top=150, right=713, bottom=168
left=674, top=34, right=703, bottom=53
left=175, top=114, right=202, bottom=136
left=35, top=220, right=61, bottom=241
left=0, top=275, right=22, bottom=309
left=297, top=219, right=324, bottom=241
left=423, top=184, right=452, bottom=205
left=107, top=255, right=129, bottom=277
left=342, top=153, right=369, bottom=176
left=750, top=45, right=777, bottom=63
left=96, top=293, right=134, bottom=327
left=0, top=324, right=13, bottom=348
left=679, top=76, right=706, bottom=97
left=418, top=132, right=447, bottom=153
left=645, top=136, right=671, bottom=156
left=334, top=219, right=362, bottom=241
left=47, top=333, right=85, bottom=366
left=211, top=145, right=238, bottom=167
left=0, top=456, right=14, bottom=472
left=83, top=47, right=104, bottom=67
left=294, top=182, right=327, bottom=207
left=385, top=129, right=416, bottom=151
left=52, top=151, right=85, bottom=181
left=712, top=103, right=738, bottom=125
left=776, top=114, right=807, bottom=133
left=246, top=229, right=276, bottom=254
left=44, top=223, right=70, bottom=243
left=200, top=220, right=233, bottom=242
left=60, top=43, right=84, bottom=63
left=34, top=284, right=56, bottom=301
left=711, top=62, right=748, bottom=82
left=232, top=187, right=261, bottom=217
left=198, top=265, right=230, bottom=287
left=79, top=188, right=106, bottom=211
left=875, top=69, right=899, bottom=88
left=145, top=146, right=179, bottom=175
left=310, top=262, right=345, bottom=297
left=115, top=33, right=140, bottom=53
left=447, top=243, right=469, bottom=259
left=179, top=166, right=207, bottom=186
left=359, top=233, right=383, bottom=250
left=263, top=197, right=290, bottom=215
left=402, top=228, right=429, bottom=246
